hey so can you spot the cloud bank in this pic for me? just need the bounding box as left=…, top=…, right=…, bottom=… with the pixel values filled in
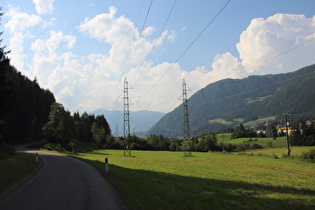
left=5, top=5, right=315, bottom=113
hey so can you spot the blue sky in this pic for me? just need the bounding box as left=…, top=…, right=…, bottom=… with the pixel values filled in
left=1, top=0, right=315, bottom=113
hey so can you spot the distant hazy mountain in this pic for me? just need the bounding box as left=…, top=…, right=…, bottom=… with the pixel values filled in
left=145, top=64, right=315, bottom=138
left=91, top=109, right=164, bottom=136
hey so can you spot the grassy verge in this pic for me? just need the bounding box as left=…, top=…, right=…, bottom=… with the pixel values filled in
left=0, top=152, right=38, bottom=194
left=72, top=150, right=315, bottom=209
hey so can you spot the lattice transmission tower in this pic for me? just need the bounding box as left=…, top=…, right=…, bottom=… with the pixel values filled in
left=180, top=79, right=192, bottom=156
left=182, top=79, right=190, bottom=140
left=123, top=77, right=132, bottom=156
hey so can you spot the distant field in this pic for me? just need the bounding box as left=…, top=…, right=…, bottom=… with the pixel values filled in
left=244, top=95, right=273, bottom=105
left=208, top=116, right=276, bottom=126
left=208, top=118, right=233, bottom=125
left=245, top=116, right=276, bottom=125
left=216, top=133, right=287, bottom=148
left=74, top=149, right=315, bottom=209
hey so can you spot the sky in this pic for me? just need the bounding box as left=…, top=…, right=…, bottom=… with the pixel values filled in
left=1, top=0, right=315, bottom=114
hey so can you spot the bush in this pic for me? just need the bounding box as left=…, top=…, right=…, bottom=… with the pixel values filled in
left=302, top=149, right=315, bottom=160
left=235, top=144, right=251, bottom=152
left=235, top=143, right=263, bottom=152
left=250, top=144, right=263, bottom=150
left=220, top=143, right=236, bottom=152
left=43, top=143, right=65, bottom=151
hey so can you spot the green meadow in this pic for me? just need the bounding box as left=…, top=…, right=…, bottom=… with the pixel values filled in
left=74, top=149, right=315, bottom=209
left=217, top=134, right=287, bottom=148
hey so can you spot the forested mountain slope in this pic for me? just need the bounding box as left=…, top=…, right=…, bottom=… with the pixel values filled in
left=145, top=64, right=315, bottom=137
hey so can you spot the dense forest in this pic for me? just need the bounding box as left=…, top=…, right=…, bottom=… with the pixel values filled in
left=146, top=64, right=315, bottom=137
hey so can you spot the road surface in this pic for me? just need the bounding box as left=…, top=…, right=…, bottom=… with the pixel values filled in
left=0, top=149, right=125, bottom=210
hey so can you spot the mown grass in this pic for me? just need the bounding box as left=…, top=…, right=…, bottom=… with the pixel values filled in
left=0, top=152, right=37, bottom=194
left=73, top=150, right=315, bottom=209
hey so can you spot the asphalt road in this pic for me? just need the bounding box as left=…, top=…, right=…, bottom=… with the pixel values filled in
left=0, top=150, right=125, bottom=210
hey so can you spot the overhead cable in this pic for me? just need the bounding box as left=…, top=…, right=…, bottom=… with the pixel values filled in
left=140, top=0, right=232, bottom=100
left=127, top=0, right=154, bottom=74
left=134, top=0, right=178, bottom=88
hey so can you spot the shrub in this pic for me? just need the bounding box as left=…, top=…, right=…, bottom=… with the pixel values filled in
left=235, top=143, right=263, bottom=152
left=302, top=149, right=315, bottom=160
left=250, top=144, right=263, bottom=150
left=43, top=143, right=65, bottom=151
left=235, top=144, right=250, bottom=152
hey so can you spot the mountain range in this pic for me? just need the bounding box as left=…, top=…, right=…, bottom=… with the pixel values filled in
left=145, top=64, right=315, bottom=138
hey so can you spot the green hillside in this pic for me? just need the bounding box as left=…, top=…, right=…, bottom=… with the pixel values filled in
left=146, top=64, right=315, bottom=137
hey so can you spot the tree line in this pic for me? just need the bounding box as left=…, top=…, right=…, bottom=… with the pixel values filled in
left=42, top=103, right=112, bottom=151
left=290, top=121, right=315, bottom=146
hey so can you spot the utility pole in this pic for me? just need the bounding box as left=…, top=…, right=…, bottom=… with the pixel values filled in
left=222, top=132, right=225, bottom=152
left=180, top=79, right=191, bottom=156
left=284, top=113, right=291, bottom=156
left=123, top=77, right=132, bottom=156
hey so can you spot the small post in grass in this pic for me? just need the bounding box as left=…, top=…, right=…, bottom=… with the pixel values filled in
left=35, top=153, right=38, bottom=163
left=105, top=158, right=109, bottom=175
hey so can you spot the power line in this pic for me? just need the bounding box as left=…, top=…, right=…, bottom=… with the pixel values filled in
left=127, top=0, right=154, bottom=74
left=134, top=0, right=178, bottom=88
left=139, top=0, right=232, bottom=100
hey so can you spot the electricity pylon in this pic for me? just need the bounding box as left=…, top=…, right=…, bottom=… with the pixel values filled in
left=123, top=77, right=132, bottom=156
left=182, top=79, right=190, bottom=141
left=179, top=79, right=192, bottom=156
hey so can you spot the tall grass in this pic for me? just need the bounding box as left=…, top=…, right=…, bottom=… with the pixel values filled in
left=74, top=150, right=315, bottom=209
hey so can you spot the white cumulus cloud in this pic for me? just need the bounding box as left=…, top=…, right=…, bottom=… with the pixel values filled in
left=78, top=6, right=167, bottom=78
left=30, top=31, right=76, bottom=86
left=33, top=0, right=55, bottom=15
left=236, top=13, right=315, bottom=75
left=42, top=13, right=315, bottom=113
left=4, top=7, right=41, bottom=33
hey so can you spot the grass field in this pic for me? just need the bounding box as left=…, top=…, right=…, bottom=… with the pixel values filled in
left=0, top=152, right=37, bottom=194
left=73, top=149, right=315, bottom=209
